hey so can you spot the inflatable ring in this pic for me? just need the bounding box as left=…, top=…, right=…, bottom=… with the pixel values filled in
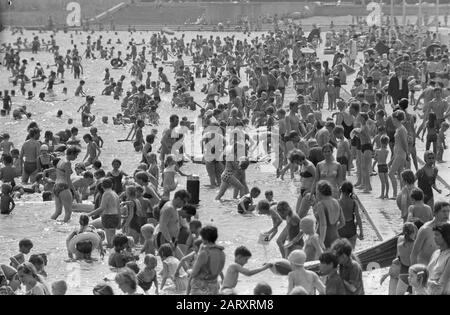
left=270, top=259, right=292, bottom=276
left=110, top=58, right=124, bottom=68
left=68, top=232, right=101, bottom=255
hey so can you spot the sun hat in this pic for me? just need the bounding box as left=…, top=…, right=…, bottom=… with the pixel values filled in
left=40, top=144, right=49, bottom=151
left=288, top=250, right=306, bottom=267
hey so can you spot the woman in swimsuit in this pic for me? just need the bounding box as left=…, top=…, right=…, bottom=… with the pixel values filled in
left=314, top=144, right=343, bottom=198
left=280, top=150, right=316, bottom=218
left=106, top=159, right=128, bottom=195
left=276, top=201, right=304, bottom=258
left=353, top=112, right=373, bottom=193
left=188, top=226, right=225, bottom=295
left=416, top=151, right=441, bottom=210
left=338, top=181, right=364, bottom=249
left=314, top=180, right=345, bottom=249
left=215, top=145, right=246, bottom=200
left=389, top=110, right=409, bottom=199
left=51, top=146, right=81, bottom=223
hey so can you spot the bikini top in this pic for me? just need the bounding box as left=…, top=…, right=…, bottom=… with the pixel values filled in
left=300, top=171, right=314, bottom=178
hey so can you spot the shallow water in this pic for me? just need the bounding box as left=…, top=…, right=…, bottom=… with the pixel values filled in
left=0, top=29, right=393, bottom=295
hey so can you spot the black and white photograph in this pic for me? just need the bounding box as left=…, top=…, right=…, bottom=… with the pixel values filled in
left=0, top=0, right=450, bottom=298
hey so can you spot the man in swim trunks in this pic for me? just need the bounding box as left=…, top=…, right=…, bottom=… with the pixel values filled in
left=410, top=201, right=450, bottom=265
left=157, top=190, right=191, bottom=248
left=88, top=178, right=120, bottom=248
left=160, top=115, right=180, bottom=171
left=19, top=127, right=41, bottom=184
left=285, top=101, right=306, bottom=138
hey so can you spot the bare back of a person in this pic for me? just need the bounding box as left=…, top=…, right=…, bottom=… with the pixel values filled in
left=102, top=190, right=119, bottom=215
left=319, top=198, right=341, bottom=224
left=417, top=222, right=439, bottom=265
left=160, top=202, right=179, bottom=241
left=289, top=270, right=316, bottom=295
left=22, top=140, right=39, bottom=163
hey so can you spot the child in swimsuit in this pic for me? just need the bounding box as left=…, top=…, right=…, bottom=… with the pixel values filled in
left=162, top=155, right=189, bottom=200
left=374, top=135, right=390, bottom=199
left=121, top=186, right=144, bottom=243
left=37, top=145, right=53, bottom=172
left=0, top=183, right=15, bottom=215
left=287, top=250, right=325, bottom=295
left=334, top=126, right=351, bottom=180
left=140, top=224, right=156, bottom=255
left=137, top=254, right=159, bottom=295
left=159, top=244, right=188, bottom=292
left=237, top=187, right=261, bottom=214
left=82, top=134, right=101, bottom=167
left=300, top=216, right=324, bottom=262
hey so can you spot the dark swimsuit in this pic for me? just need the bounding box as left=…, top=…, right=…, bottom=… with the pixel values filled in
left=138, top=273, right=156, bottom=292
left=107, top=171, right=124, bottom=195
left=300, top=170, right=314, bottom=196
left=338, top=200, right=358, bottom=239
left=319, top=203, right=340, bottom=249
left=342, top=120, right=353, bottom=140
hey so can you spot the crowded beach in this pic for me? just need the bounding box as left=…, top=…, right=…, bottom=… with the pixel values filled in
left=1, top=8, right=450, bottom=296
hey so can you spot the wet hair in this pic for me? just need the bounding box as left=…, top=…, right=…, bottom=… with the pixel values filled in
left=380, top=135, right=390, bottom=145
left=158, top=244, right=173, bottom=259
left=174, top=189, right=191, bottom=202
left=112, top=233, right=129, bottom=251
left=76, top=240, right=93, bottom=255
left=19, top=239, right=34, bottom=249
left=66, top=146, right=81, bottom=156
left=125, top=262, right=140, bottom=274
left=340, top=181, right=354, bottom=196
left=115, top=268, right=137, bottom=292
left=102, top=178, right=113, bottom=189
left=250, top=187, right=261, bottom=197
left=400, top=170, right=416, bottom=185
left=135, top=171, right=149, bottom=184
left=402, top=222, right=418, bottom=243
left=83, top=171, right=94, bottom=179
left=392, top=110, right=405, bottom=122
left=94, top=169, right=106, bottom=178
left=257, top=200, right=271, bottom=214
left=399, top=98, right=409, bottom=111
left=200, top=225, right=218, bottom=243
left=410, top=188, right=424, bottom=202
left=189, top=219, right=202, bottom=231
left=181, top=204, right=197, bottom=217
left=29, top=254, right=45, bottom=268
left=253, top=282, right=272, bottom=295
left=333, top=125, right=344, bottom=136
left=2, top=155, right=13, bottom=164
left=319, top=251, right=339, bottom=268
left=331, top=238, right=353, bottom=257
left=434, top=201, right=450, bottom=214
left=321, top=143, right=334, bottom=153
left=146, top=134, right=155, bottom=143
left=317, top=180, right=333, bottom=197
left=433, top=222, right=450, bottom=248
left=79, top=214, right=89, bottom=227
left=234, top=246, right=252, bottom=258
